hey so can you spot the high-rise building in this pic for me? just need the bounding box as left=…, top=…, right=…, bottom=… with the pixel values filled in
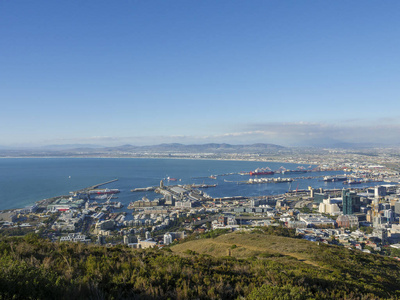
left=163, top=233, right=172, bottom=245
left=342, top=189, right=361, bottom=215
left=394, top=201, right=400, bottom=215
left=373, top=228, right=388, bottom=245
left=145, top=231, right=151, bottom=240
left=374, top=186, right=386, bottom=198
left=123, top=235, right=138, bottom=245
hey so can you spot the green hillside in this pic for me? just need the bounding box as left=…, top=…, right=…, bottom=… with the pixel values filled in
left=1, top=231, right=400, bottom=299
left=172, top=229, right=400, bottom=298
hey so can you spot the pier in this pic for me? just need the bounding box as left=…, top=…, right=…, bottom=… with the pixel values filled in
left=75, top=178, right=119, bottom=193
left=131, top=187, right=156, bottom=192
left=190, top=184, right=217, bottom=188
left=91, top=178, right=119, bottom=189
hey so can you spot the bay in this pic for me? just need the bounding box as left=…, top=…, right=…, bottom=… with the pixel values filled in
left=0, top=158, right=379, bottom=211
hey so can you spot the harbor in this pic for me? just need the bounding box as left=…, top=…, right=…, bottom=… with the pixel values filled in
left=2, top=158, right=392, bottom=214
left=1, top=155, right=400, bottom=269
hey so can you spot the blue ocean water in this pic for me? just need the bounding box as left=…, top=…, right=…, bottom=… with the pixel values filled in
left=0, top=158, right=381, bottom=210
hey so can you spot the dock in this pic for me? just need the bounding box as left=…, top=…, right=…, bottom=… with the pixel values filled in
left=75, top=178, right=119, bottom=193
left=91, top=178, right=119, bottom=189
left=190, top=184, right=217, bottom=188
left=131, top=187, right=156, bottom=192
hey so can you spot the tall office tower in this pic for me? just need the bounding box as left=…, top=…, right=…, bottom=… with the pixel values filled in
left=342, top=189, right=361, bottom=215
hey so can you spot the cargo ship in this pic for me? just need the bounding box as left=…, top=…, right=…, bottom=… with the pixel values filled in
left=249, top=168, right=274, bottom=176
left=88, top=188, right=120, bottom=195
left=282, top=169, right=308, bottom=174
left=276, top=166, right=308, bottom=174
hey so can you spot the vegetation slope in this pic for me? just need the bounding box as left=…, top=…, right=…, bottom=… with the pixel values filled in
left=1, top=229, right=400, bottom=299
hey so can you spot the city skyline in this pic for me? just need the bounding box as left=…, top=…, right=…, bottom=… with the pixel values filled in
left=1, top=1, right=400, bottom=147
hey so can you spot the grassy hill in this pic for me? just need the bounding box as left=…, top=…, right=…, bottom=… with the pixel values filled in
left=171, top=229, right=400, bottom=299
left=1, top=230, right=400, bottom=299
left=172, top=230, right=318, bottom=258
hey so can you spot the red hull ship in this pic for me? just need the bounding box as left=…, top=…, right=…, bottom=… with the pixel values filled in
left=88, top=188, right=120, bottom=195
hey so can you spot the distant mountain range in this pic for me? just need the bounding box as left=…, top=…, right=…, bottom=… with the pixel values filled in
left=0, top=143, right=287, bottom=157
left=102, top=143, right=286, bottom=154
left=1, top=141, right=397, bottom=158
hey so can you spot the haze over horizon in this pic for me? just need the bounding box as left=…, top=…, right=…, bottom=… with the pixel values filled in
left=1, top=1, right=399, bottom=148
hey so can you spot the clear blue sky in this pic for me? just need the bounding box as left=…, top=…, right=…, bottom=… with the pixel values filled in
left=1, top=1, right=400, bottom=147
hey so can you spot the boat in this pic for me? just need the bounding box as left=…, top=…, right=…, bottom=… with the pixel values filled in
left=282, top=169, right=307, bottom=174
left=343, top=179, right=362, bottom=185
left=88, top=188, right=120, bottom=195
left=348, top=180, right=362, bottom=185
left=167, top=177, right=177, bottom=181
left=91, top=194, right=109, bottom=200
left=323, top=175, right=347, bottom=182
left=249, top=168, right=274, bottom=176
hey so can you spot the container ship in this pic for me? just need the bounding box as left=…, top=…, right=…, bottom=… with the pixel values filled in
left=282, top=169, right=308, bottom=174
left=249, top=168, right=274, bottom=176
left=276, top=166, right=308, bottom=174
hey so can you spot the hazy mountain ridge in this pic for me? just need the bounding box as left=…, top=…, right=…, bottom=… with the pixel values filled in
left=106, top=143, right=286, bottom=153
left=0, top=143, right=287, bottom=157
left=0, top=142, right=397, bottom=158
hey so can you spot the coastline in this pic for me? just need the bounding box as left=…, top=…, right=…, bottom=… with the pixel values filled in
left=0, top=155, right=297, bottom=164
left=0, top=179, right=120, bottom=214
left=0, top=157, right=315, bottom=213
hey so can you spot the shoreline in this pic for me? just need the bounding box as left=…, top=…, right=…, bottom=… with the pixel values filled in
left=1, top=157, right=364, bottom=213
left=0, top=178, right=120, bottom=214
left=0, top=157, right=316, bottom=213
left=0, top=155, right=300, bottom=165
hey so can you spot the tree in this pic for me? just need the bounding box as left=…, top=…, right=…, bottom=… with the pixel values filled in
left=205, top=221, right=211, bottom=230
